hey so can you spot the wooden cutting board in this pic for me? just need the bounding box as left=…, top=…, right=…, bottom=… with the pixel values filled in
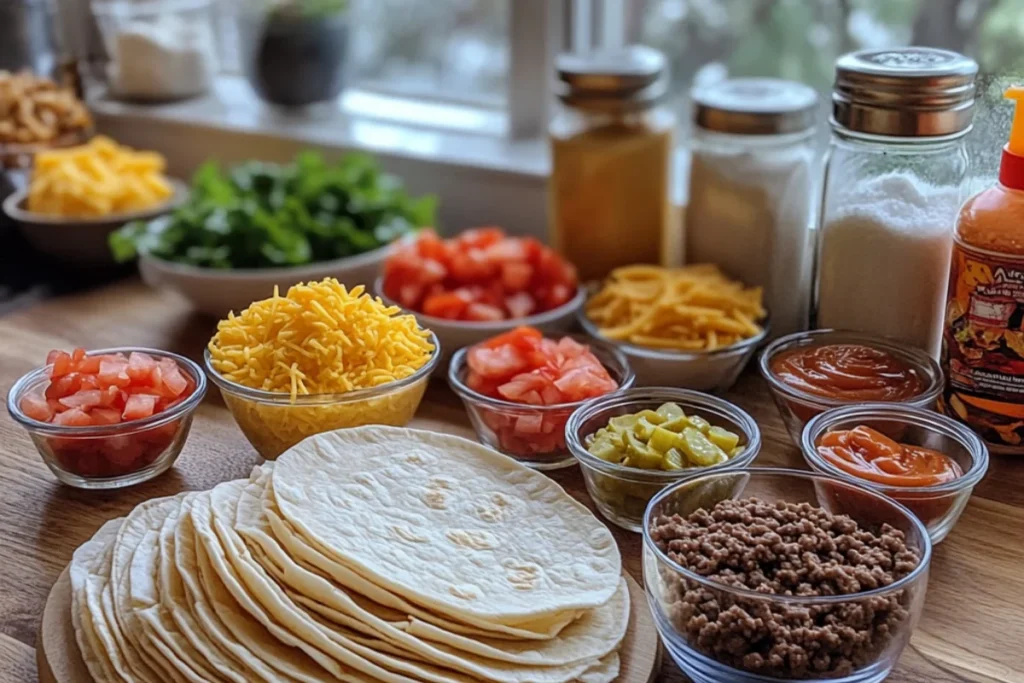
left=38, top=565, right=660, bottom=683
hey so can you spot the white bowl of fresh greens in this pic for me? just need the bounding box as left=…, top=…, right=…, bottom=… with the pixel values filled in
left=111, top=151, right=436, bottom=316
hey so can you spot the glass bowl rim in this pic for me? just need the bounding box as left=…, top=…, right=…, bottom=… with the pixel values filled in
left=577, top=305, right=770, bottom=360
left=204, top=330, right=440, bottom=405
left=758, top=328, right=944, bottom=407
left=641, top=466, right=933, bottom=604
left=565, top=387, right=762, bottom=481
left=801, top=402, right=990, bottom=495
left=447, top=334, right=635, bottom=412
left=374, top=276, right=587, bottom=331
left=6, top=346, right=207, bottom=435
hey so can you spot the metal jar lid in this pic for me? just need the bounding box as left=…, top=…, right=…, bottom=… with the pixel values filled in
left=692, top=78, right=818, bottom=136
left=555, top=45, right=667, bottom=112
left=832, top=47, right=978, bottom=138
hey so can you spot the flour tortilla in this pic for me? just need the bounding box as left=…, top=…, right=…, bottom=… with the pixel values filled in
left=179, top=493, right=332, bottom=683
left=213, top=477, right=616, bottom=683
left=155, top=495, right=272, bottom=683
left=70, top=518, right=126, bottom=683
left=112, top=495, right=211, bottom=683
left=235, top=469, right=629, bottom=671
left=263, top=482, right=579, bottom=640
left=270, top=427, right=621, bottom=625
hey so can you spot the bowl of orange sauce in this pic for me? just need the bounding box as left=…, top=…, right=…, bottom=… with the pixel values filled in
left=759, top=329, right=943, bottom=445
left=801, top=403, right=988, bottom=543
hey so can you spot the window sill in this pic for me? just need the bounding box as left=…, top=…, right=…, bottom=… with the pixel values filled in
left=90, top=76, right=551, bottom=235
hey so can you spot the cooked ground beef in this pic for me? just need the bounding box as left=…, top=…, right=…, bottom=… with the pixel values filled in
left=651, top=497, right=921, bottom=679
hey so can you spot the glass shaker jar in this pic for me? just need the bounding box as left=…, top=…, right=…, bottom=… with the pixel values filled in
left=686, top=78, right=819, bottom=337
left=815, top=48, right=977, bottom=358
left=549, top=46, right=675, bottom=282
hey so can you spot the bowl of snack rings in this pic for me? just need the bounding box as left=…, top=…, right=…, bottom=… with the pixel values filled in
left=579, top=264, right=769, bottom=391
left=0, top=70, right=94, bottom=169
left=2, top=135, right=187, bottom=267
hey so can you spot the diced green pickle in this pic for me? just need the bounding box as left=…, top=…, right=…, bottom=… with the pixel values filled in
left=588, top=438, right=621, bottom=463
left=658, top=416, right=689, bottom=433
left=656, top=402, right=685, bottom=420
left=608, top=414, right=638, bottom=431
left=707, top=425, right=740, bottom=452
left=686, top=415, right=712, bottom=434
left=647, top=426, right=679, bottom=454
left=679, top=427, right=728, bottom=467
left=635, top=409, right=666, bottom=425
left=663, top=448, right=685, bottom=470
left=633, top=417, right=659, bottom=440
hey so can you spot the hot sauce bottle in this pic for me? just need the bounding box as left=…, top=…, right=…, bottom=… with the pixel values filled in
left=942, top=87, right=1024, bottom=453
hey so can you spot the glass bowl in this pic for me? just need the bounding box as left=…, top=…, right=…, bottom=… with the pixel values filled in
left=448, top=335, right=634, bottom=470
left=565, top=387, right=761, bottom=532
left=578, top=309, right=768, bottom=392
left=643, top=468, right=932, bottom=683
left=6, top=347, right=206, bottom=489
left=801, top=403, right=989, bottom=544
left=204, top=332, right=440, bottom=459
left=759, top=329, right=943, bottom=446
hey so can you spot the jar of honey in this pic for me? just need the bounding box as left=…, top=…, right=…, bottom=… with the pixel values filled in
left=548, top=46, right=675, bottom=282
left=942, top=86, right=1024, bottom=454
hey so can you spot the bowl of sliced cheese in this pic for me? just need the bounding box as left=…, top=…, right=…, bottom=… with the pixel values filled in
left=2, top=136, right=186, bottom=267
left=580, top=264, right=769, bottom=392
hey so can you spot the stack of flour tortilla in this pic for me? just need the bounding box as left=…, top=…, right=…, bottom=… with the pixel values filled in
left=70, top=426, right=628, bottom=682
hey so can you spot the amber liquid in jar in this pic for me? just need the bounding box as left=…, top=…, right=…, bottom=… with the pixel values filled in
left=549, top=110, right=674, bottom=282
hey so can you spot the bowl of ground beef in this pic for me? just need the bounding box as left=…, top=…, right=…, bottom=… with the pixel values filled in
left=642, top=468, right=931, bottom=683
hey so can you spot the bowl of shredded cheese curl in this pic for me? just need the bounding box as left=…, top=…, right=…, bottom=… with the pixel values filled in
left=580, top=264, right=769, bottom=392
left=205, top=278, right=439, bottom=459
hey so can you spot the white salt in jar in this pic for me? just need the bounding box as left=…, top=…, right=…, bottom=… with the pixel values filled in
left=816, top=48, right=977, bottom=358
left=686, top=78, right=818, bottom=337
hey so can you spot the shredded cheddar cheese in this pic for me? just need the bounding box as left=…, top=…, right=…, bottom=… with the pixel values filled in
left=208, top=279, right=435, bottom=401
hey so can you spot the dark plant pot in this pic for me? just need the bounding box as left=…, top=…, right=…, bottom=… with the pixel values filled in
left=239, top=11, right=348, bottom=107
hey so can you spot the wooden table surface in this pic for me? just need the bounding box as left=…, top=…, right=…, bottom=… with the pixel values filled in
left=1, top=281, right=1022, bottom=683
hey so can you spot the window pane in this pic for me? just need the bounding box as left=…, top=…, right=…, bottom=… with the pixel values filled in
left=349, top=0, right=509, bottom=106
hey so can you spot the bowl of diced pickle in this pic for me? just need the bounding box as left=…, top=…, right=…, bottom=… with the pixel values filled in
left=565, top=387, right=761, bottom=531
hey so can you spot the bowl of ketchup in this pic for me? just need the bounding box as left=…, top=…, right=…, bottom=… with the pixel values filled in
left=801, top=403, right=989, bottom=544
left=759, top=329, right=943, bottom=446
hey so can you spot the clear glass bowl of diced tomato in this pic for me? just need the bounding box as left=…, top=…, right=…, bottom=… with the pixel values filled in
left=6, top=347, right=206, bottom=489
left=448, top=327, right=634, bottom=470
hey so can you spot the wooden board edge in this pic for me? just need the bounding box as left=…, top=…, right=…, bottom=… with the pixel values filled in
left=39, top=564, right=661, bottom=683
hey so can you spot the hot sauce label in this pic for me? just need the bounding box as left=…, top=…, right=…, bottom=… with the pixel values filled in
left=942, top=241, right=1024, bottom=452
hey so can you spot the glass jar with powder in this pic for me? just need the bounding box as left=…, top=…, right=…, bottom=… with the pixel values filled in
left=686, top=78, right=819, bottom=337
left=816, top=48, right=977, bottom=358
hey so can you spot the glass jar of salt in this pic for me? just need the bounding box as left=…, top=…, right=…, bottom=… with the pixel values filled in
left=815, top=48, right=977, bottom=358
left=686, top=78, right=819, bottom=337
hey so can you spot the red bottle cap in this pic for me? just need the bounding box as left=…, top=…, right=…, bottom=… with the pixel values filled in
left=999, top=146, right=1024, bottom=190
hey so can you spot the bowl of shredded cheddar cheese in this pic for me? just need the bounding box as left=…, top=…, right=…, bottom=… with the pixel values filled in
left=205, top=278, right=439, bottom=458
left=2, top=136, right=186, bottom=267
left=580, top=264, right=769, bottom=391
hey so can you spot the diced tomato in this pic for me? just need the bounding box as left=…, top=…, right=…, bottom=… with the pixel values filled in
left=127, top=352, right=158, bottom=382
left=47, top=350, right=73, bottom=379
left=98, top=359, right=131, bottom=388
left=160, top=364, right=189, bottom=397
left=20, top=393, right=53, bottom=422
left=45, top=373, right=82, bottom=400
left=423, top=292, right=471, bottom=320
left=122, top=394, right=158, bottom=421
left=465, top=303, right=504, bottom=322
left=52, top=408, right=92, bottom=427
left=59, top=390, right=104, bottom=410
left=381, top=228, right=577, bottom=321
left=75, top=355, right=101, bottom=374
left=463, top=327, right=618, bottom=460
left=89, top=408, right=123, bottom=425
